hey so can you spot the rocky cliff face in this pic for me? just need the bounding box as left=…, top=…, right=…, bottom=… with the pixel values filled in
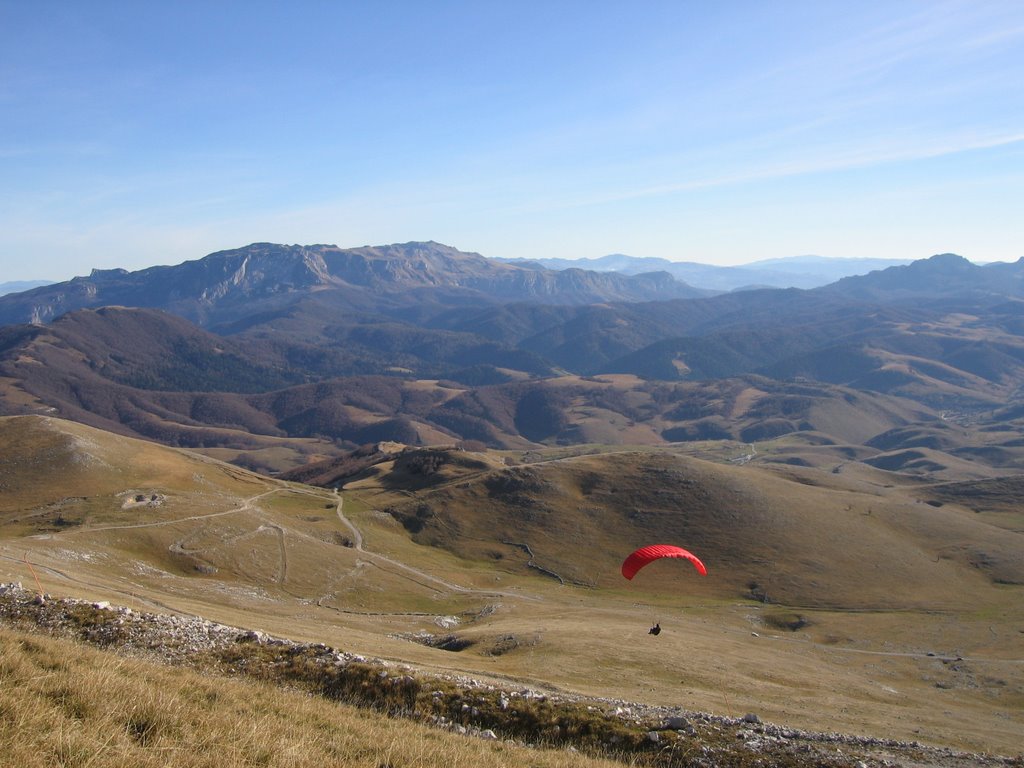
left=0, top=241, right=708, bottom=327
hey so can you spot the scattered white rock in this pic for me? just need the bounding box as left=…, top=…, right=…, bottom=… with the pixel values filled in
left=0, top=582, right=1009, bottom=768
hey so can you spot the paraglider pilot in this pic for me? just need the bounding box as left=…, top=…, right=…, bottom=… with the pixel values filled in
left=621, top=544, right=707, bottom=640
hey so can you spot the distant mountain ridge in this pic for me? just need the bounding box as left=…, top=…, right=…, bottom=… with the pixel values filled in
left=0, top=241, right=711, bottom=328
left=496, top=253, right=916, bottom=291
left=0, top=280, right=52, bottom=297
left=5, top=245, right=1013, bottom=330
left=821, top=252, right=1024, bottom=301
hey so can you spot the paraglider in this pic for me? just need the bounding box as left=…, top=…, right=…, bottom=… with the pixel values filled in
left=622, top=544, right=707, bottom=636
left=621, top=544, right=707, bottom=580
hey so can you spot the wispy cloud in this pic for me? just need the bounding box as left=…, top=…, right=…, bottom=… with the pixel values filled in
left=511, top=131, right=1024, bottom=214
left=3, top=2, right=1023, bottom=274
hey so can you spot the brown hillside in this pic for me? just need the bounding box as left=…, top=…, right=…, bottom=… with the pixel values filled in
left=377, top=451, right=1024, bottom=609
left=0, top=415, right=279, bottom=532
left=3, top=305, right=954, bottom=472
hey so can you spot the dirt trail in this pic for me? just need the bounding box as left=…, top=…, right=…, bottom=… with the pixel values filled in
left=328, top=491, right=539, bottom=602
left=332, top=489, right=363, bottom=549
left=51, top=489, right=281, bottom=534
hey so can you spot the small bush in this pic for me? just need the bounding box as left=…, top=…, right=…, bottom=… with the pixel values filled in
left=763, top=610, right=811, bottom=631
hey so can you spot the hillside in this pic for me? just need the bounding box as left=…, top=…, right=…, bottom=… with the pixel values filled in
left=3, top=590, right=1012, bottom=768
left=0, top=414, right=282, bottom=536
left=0, top=616, right=627, bottom=768
left=1, top=415, right=1022, bottom=756
left=6, top=300, right=1024, bottom=479
left=593, top=296, right=1024, bottom=410
left=0, top=309, right=947, bottom=469
left=345, top=448, right=1024, bottom=607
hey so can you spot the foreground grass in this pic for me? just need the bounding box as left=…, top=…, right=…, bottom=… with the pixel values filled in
left=5, top=594, right=1017, bottom=768
left=0, top=626, right=625, bottom=768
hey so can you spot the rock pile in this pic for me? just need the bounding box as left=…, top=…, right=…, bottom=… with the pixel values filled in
left=0, top=582, right=369, bottom=669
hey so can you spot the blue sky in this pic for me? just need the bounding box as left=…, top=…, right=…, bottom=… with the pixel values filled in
left=2, top=1, right=1022, bottom=281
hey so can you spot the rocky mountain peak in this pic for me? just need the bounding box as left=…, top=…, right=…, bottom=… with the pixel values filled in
left=0, top=241, right=707, bottom=327
left=919, top=252, right=974, bottom=270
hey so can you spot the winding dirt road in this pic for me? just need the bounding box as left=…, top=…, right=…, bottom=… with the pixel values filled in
left=326, top=490, right=538, bottom=602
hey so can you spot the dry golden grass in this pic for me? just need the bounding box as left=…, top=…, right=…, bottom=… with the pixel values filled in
left=383, top=450, right=1023, bottom=608
left=0, top=626, right=626, bottom=768
left=0, top=415, right=278, bottom=522
left=2, top=415, right=1022, bottom=757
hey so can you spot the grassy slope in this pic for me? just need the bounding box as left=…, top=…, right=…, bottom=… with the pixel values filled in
left=385, top=450, right=1022, bottom=608
left=0, top=625, right=622, bottom=768
left=1, top=415, right=1022, bottom=755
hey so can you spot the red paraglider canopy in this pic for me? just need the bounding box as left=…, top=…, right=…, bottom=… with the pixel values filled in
left=621, top=544, right=707, bottom=580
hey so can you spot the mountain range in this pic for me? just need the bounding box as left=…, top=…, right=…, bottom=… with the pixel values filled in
left=0, top=280, right=52, bottom=297
left=496, top=253, right=916, bottom=291
left=0, top=242, right=710, bottom=329
left=1, top=250, right=915, bottom=305
left=3, top=243, right=1024, bottom=475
